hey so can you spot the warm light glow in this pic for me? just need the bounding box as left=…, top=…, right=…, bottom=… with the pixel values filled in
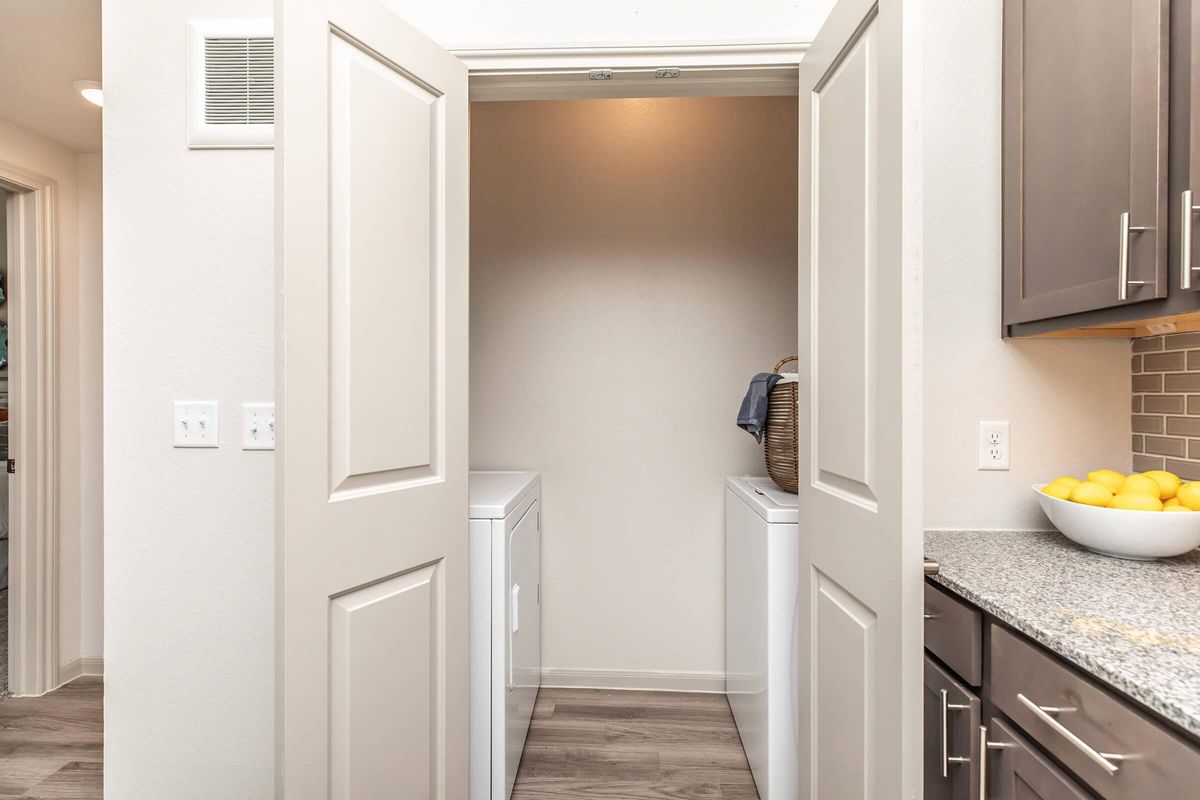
left=73, top=80, right=103, bottom=108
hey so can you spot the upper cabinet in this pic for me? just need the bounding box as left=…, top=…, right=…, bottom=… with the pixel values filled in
left=1003, top=0, right=1170, bottom=334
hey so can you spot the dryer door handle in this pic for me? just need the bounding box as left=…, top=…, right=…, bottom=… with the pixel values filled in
left=511, top=584, right=520, bottom=634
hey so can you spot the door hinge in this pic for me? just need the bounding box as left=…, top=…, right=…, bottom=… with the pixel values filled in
left=7, top=459, right=15, bottom=474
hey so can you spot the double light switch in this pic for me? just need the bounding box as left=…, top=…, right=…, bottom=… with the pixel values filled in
left=173, top=401, right=275, bottom=450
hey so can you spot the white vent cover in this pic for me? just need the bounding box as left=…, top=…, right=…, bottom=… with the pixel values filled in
left=188, top=19, right=274, bottom=149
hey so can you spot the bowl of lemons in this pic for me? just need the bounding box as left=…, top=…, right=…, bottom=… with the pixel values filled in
left=1035, top=469, right=1200, bottom=560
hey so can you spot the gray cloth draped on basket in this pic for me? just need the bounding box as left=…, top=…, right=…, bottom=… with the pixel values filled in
left=737, top=372, right=783, bottom=444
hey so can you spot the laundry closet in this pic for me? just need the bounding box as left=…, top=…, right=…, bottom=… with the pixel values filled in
left=466, top=94, right=800, bottom=799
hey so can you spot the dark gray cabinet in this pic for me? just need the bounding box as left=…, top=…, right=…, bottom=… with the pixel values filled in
left=985, top=717, right=1093, bottom=800
left=924, top=656, right=982, bottom=800
left=1003, top=0, right=1171, bottom=332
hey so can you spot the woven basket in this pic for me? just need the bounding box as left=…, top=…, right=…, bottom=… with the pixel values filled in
left=764, top=356, right=799, bottom=494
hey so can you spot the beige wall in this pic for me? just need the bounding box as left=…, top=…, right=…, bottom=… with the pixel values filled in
left=922, top=1, right=1131, bottom=532
left=0, top=117, right=103, bottom=672
left=103, top=0, right=274, bottom=795
left=470, top=97, right=798, bottom=685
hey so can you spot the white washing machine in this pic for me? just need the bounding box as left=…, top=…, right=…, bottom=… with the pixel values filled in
left=725, top=475, right=800, bottom=800
left=470, top=471, right=542, bottom=800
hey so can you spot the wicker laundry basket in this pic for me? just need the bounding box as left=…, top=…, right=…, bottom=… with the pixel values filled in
left=764, top=356, right=799, bottom=494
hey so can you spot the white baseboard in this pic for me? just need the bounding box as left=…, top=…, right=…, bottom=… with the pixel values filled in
left=56, top=656, right=103, bottom=686
left=540, top=667, right=726, bottom=693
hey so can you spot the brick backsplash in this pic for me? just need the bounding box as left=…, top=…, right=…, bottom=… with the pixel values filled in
left=1130, top=333, right=1200, bottom=479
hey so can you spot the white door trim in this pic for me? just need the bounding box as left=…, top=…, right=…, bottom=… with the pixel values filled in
left=1, top=160, right=60, bottom=697
left=455, top=40, right=809, bottom=101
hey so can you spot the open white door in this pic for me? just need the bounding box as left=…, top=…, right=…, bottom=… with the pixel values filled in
left=797, top=0, right=923, bottom=797
left=275, top=0, right=469, bottom=797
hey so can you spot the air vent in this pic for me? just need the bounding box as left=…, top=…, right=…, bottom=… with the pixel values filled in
left=203, top=36, right=273, bottom=125
left=188, top=19, right=273, bottom=149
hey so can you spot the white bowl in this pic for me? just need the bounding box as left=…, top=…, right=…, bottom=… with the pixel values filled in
left=1034, top=485, right=1200, bottom=560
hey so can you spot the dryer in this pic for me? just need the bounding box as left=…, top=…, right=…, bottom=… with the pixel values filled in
left=725, top=475, right=800, bottom=800
left=470, top=471, right=542, bottom=800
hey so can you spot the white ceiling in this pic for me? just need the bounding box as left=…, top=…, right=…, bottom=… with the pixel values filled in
left=0, top=0, right=102, bottom=153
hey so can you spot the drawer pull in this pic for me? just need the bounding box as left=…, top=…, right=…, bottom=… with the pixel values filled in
left=1118, top=211, right=1150, bottom=301
left=1016, top=693, right=1127, bottom=776
left=940, top=689, right=971, bottom=777
left=923, top=612, right=939, bottom=620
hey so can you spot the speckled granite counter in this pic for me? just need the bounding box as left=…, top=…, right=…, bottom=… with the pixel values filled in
left=924, top=529, right=1200, bottom=739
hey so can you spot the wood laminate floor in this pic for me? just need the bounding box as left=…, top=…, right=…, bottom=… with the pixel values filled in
left=0, top=677, right=102, bottom=799
left=511, top=688, right=760, bottom=800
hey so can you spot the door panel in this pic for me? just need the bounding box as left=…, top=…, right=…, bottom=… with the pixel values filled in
left=275, top=0, right=469, bottom=797
left=1002, top=0, right=1169, bottom=323
left=923, top=656, right=981, bottom=800
left=986, top=718, right=1093, bottom=800
left=797, top=0, right=922, bottom=798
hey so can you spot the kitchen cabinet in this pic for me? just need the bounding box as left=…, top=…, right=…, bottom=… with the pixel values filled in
left=924, top=656, right=982, bottom=800
left=984, top=717, right=1092, bottom=800
left=1002, top=0, right=1170, bottom=333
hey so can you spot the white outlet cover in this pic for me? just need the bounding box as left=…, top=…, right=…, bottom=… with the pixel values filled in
left=174, top=401, right=219, bottom=448
left=978, top=420, right=1010, bottom=470
left=242, top=402, right=275, bottom=450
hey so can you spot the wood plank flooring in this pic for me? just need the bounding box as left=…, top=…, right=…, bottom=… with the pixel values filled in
left=511, top=688, right=760, bottom=800
left=0, top=677, right=102, bottom=799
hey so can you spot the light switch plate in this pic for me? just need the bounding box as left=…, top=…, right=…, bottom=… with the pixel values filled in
left=978, top=420, right=1010, bottom=470
left=174, top=401, right=219, bottom=448
left=242, top=402, right=275, bottom=450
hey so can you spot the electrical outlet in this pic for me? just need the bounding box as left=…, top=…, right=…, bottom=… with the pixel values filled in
left=978, top=421, right=1010, bottom=470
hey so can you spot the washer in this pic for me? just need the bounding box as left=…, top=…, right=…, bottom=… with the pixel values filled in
left=470, top=471, right=542, bottom=800
left=725, top=475, right=800, bottom=800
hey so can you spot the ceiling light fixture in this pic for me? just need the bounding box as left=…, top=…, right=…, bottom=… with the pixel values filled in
left=73, top=80, right=103, bottom=108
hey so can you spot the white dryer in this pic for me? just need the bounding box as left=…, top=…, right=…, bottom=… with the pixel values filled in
left=470, top=471, right=542, bottom=800
left=725, top=475, right=800, bottom=800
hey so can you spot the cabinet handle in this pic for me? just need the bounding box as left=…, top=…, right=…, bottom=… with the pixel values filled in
left=1182, top=190, right=1200, bottom=289
left=940, top=689, right=971, bottom=778
left=981, top=725, right=1017, bottom=800
left=1015, top=693, right=1127, bottom=775
left=1118, top=211, right=1150, bottom=300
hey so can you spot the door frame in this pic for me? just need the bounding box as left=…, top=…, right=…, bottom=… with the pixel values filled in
left=454, top=40, right=808, bottom=101
left=1, top=159, right=61, bottom=697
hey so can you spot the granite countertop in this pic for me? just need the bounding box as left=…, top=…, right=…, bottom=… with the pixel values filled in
left=924, top=529, right=1200, bottom=739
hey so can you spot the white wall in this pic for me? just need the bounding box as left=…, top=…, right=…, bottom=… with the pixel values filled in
left=0, top=117, right=104, bottom=673
left=922, top=1, right=1131, bottom=531
left=470, top=97, right=798, bottom=686
left=103, top=0, right=274, bottom=796
left=384, top=0, right=836, bottom=48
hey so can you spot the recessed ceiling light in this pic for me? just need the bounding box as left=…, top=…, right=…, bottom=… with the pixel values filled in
left=73, top=80, right=103, bottom=108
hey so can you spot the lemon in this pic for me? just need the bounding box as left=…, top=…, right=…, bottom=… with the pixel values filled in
left=1177, top=482, right=1200, bottom=511
left=1121, top=473, right=1162, bottom=498
left=1050, top=476, right=1081, bottom=489
left=1165, top=497, right=1182, bottom=508
left=1070, top=481, right=1115, bottom=507
left=1143, top=470, right=1182, bottom=500
left=1109, top=492, right=1163, bottom=511
left=1165, top=505, right=1193, bottom=512
left=1042, top=483, right=1073, bottom=500
left=1087, top=469, right=1126, bottom=493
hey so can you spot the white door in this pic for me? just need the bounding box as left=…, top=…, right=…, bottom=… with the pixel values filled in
left=275, top=0, right=469, bottom=796
left=796, top=0, right=923, bottom=797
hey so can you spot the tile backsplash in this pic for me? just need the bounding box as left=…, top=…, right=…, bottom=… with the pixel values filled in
left=1131, top=332, right=1200, bottom=479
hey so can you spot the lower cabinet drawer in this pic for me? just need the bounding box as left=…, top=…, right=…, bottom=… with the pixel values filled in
left=989, top=623, right=1200, bottom=799
left=984, top=716, right=1092, bottom=800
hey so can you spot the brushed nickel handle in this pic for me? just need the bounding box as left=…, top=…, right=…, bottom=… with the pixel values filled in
left=924, top=559, right=939, bottom=576
left=981, top=726, right=1017, bottom=800
left=923, top=611, right=939, bottom=620
left=1016, top=693, right=1126, bottom=776
left=1119, top=211, right=1149, bottom=301
left=1182, top=190, right=1200, bottom=289
left=940, top=689, right=971, bottom=778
